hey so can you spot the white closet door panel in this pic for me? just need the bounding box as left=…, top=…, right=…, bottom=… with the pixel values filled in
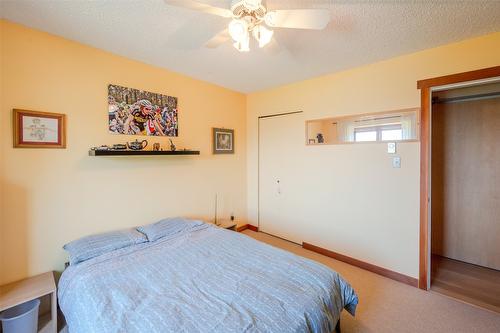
left=258, top=113, right=306, bottom=244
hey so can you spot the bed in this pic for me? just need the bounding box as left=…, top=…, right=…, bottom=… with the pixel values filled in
left=58, top=221, right=358, bottom=333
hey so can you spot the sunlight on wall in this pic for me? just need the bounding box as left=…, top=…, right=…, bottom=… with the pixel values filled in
left=0, top=20, right=247, bottom=284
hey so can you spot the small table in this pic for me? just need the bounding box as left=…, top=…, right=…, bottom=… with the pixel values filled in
left=0, top=272, right=57, bottom=333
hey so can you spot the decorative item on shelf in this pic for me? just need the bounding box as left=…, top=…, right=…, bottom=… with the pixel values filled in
left=152, top=143, right=160, bottom=151
left=316, top=133, right=324, bottom=143
left=90, top=145, right=111, bottom=151
left=13, top=109, right=66, bottom=148
left=112, top=144, right=127, bottom=150
left=126, top=139, right=148, bottom=151
left=108, top=84, right=178, bottom=137
left=308, top=139, right=316, bottom=144
left=169, top=139, right=176, bottom=151
left=212, top=128, right=234, bottom=154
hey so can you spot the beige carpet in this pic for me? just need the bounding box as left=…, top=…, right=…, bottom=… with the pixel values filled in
left=243, top=230, right=500, bottom=333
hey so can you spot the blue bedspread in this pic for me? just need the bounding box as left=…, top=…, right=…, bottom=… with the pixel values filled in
left=59, top=223, right=358, bottom=333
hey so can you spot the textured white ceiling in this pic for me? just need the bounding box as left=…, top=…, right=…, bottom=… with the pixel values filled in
left=1, top=0, right=500, bottom=93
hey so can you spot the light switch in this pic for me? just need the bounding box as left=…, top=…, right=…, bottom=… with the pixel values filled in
left=387, top=142, right=396, bottom=154
left=392, top=156, right=401, bottom=168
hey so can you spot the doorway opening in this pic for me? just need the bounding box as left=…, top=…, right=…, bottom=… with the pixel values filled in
left=429, top=81, right=500, bottom=313
left=417, top=66, right=500, bottom=293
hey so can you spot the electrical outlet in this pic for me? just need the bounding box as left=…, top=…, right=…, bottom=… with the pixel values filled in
left=392, top=156, right=401, bottom=168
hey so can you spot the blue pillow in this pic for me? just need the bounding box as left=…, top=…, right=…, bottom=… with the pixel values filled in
left=136, top=217, right=204, bottom=242
left=63, top=228, right=147, bottom=265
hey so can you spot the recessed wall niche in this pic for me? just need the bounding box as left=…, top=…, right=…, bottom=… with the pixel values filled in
left=305, top=108, right=420, bottom=145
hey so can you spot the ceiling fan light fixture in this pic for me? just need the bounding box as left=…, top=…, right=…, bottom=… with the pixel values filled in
left=253, top=25, right=273, bottom=48
left=241, top=0, right=261, bottom=11
left=164, top=0, right=332, bottom=51
left=264, top=10, right=276, bottom=27
left=233, top=33, right=250, bottom=52
left=228, top=19, right=248, bottom=42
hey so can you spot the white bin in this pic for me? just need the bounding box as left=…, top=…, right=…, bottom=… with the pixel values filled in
left=0, top=299, right=40, bottom=333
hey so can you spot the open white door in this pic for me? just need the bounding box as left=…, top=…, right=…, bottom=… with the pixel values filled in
left=258, top=112, right=305, bottom=244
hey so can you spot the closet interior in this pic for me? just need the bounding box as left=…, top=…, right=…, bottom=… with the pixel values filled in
left=430, top=81, right=500, bottom=312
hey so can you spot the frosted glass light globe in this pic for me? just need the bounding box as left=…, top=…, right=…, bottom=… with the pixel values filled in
left=229, top=19, right=248, bottom=42
left=253, top=25, right=274, bottom=48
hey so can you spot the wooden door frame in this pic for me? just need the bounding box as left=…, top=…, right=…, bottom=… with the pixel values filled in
left=417, top=66, right=500, bottom=290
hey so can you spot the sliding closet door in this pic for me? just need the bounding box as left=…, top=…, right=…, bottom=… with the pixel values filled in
left=431, top=97, right=500, bottom=270
left=259, top=113, right=306, bottom=244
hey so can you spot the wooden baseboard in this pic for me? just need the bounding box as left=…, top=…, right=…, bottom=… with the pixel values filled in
left=236, top=224, right=248, bottom=232
left=236, top=224, right=259, bottom=232
left=302, top=242, right=418, bottom=287
left=247, top=224, right=258, bottom=232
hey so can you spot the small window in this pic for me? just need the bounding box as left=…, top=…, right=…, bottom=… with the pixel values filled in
left=381, top=127, right=403, bottom=141
left=306, top=108, right=419, bottom=145
left=354, top=124, right=403, bottom=142
left=354, top=129, right=377, bottom=142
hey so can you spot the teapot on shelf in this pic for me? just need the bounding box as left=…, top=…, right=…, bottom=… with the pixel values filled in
left=126, top=139, right=148, bottom=151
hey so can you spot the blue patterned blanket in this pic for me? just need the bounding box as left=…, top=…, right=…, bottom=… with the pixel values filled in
left=59, top=223, right=358, bottom=333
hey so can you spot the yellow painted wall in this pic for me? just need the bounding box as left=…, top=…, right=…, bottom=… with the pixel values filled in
left=247, top=32, right=500, bottom=278
left=0, top=20, right=5, bottom=282
left=0, top=20, right=247, bottom=284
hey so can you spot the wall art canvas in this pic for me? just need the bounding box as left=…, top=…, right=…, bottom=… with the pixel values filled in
left=108, top=84, right=178, bottom=136
left=212, top=128, right=234, bottom=154
left=13, top=109, right=66, bottom=148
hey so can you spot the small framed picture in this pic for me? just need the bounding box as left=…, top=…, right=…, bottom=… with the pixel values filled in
left=13, top=109, right=66, bottom=148
left=212, top=128, right=234, bottom=154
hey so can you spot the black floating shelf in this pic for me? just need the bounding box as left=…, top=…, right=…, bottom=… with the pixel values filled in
left=89, top=150, right=200, bottom=156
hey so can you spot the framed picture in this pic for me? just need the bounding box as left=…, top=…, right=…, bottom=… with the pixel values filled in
left=212, top=128, right=234, bottom=154
left=108, top=84, right=178, bottom=137
left=13, top=109, right=66, bottom=148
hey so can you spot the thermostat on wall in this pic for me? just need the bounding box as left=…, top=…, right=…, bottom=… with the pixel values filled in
left=387, top=142, right=396, bottom=154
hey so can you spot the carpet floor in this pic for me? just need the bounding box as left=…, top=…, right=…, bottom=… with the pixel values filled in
left=242, top=230, right=500, bottom=333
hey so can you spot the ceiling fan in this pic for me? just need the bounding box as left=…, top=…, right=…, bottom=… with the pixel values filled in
left=164, top=0, right=331, bottom=52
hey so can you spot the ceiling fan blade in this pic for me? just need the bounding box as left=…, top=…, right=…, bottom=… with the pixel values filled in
left=265, top=9, right=330, bottom=30
left=164, top=0, right=232, bottom=18
left=205, top=29, right=231, bottom=48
